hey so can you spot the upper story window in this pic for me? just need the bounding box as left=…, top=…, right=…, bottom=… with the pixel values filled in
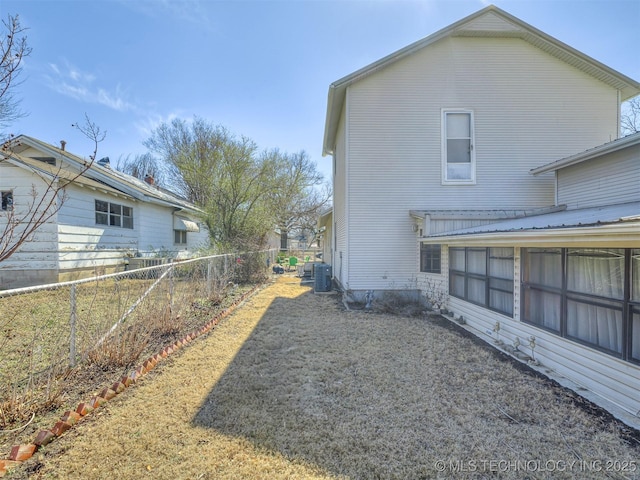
left=442, top=109, right=475, bottom=184
left=95, top=200, right=133, bottom=229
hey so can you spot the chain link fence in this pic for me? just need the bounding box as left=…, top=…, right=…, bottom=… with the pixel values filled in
left=0, top=250, right=276, bottom=429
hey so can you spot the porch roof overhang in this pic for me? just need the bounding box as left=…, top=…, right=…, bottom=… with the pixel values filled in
left=418, top=202, right=640, bottom=247
left=173, top=216, right=200, bottom=232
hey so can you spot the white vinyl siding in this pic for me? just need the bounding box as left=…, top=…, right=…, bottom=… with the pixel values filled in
left=0, top=163, right=58, bottom=267
left=137, top=202, right=172, bottom=252
left=57, top=185, right=137, bottom=272
left=429, top=245, right=640, bottom=418
left=557, top=144, right=640, bottom=209
left=333, top=109, right=349, bottom=288
left=342, top=36, right=618, bottom=291
left=448, top=289, right=640, bottom=419
left=442, top=110, right=475, bottom=184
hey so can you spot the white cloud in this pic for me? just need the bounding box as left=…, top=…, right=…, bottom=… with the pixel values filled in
left=118, top=0, right=215, bottom=31
left=45, top=60, right=136, bottom=112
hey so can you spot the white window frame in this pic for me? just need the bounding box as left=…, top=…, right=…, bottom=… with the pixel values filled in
left=95, top=199, right=134, bottom=229
left=441, top=109, right=476, bottom=185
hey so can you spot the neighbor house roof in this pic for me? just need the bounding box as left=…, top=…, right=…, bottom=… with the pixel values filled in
left=8, top=135, right=202, bottom=215
left=531, top=131, right=640, bottom=175
left=322, top=5, right=640, bottom=156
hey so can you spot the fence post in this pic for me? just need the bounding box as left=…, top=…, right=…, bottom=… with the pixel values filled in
left=169, top=264, right=174, bottom=316
left=69, top=284, right=77, bottom=367
left=207, top=259, right=212, bottom=298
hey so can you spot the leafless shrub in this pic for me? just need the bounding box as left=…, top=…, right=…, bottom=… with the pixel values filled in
left=86, top=325, right=150, bottom=370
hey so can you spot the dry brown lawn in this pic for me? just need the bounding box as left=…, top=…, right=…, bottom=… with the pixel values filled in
left=10, top=275, right=640, bottom=479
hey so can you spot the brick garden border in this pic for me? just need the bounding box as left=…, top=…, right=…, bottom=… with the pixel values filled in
left=0, top=284, right=263, bottom=477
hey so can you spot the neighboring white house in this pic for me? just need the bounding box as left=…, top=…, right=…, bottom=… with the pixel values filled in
left=0, top=135, right=209, bottom=289
left=322, top=5, right=640, bottom=423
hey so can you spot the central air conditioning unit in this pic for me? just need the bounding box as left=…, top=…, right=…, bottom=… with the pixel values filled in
left=314, top=264, right=332, bottom=292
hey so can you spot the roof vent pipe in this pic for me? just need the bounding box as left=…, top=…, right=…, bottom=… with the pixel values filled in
left=60, top=140, right=66, bottom=151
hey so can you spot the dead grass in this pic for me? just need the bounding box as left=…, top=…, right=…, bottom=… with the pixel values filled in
left=10, top=275, right=640, bottom=480
left=0, top=278, right=255, bottom=459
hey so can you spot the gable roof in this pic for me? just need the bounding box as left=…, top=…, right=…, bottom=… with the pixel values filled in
left=322, top=5, right=640, bottom=156
left=7, top=135, right=202, bottom=214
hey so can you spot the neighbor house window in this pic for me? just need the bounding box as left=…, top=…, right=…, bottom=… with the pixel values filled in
left=174, top=230, right=187, bottom=245
left=522, top=248, right=639, bottom=363
left=449, top=247, right=514, bottom=316
left=420, top=243, right=441, bottom=274
left=95, top=200, right=133, bottom=229
left=1, top=191, right=13, bottom=211
left=442, top=109, right=475, bottom=184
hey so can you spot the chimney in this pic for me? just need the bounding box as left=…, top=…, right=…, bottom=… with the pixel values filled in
left=60, top=140, right=66, bottom=151
left=144, top=174, right=155, bottom=186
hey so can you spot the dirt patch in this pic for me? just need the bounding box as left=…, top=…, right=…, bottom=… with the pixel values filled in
left=10, top=275, right=640, bottom=480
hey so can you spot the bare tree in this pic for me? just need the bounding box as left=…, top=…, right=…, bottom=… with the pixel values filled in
left=116, top=152, right=166, bottom=186
left=72, top=113, right=106, bottom=162
left=145, top=117, right=278, bottom=250
left=621, top=96, right=640, bottom=136
left=0, top=116, right=103, bottom=263
left=0, top=14, right=31, bottom=133
left=265, top=149, right=331, bottom=251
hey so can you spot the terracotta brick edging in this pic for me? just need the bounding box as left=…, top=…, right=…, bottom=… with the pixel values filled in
left=0, top=284, right=262, bottom=477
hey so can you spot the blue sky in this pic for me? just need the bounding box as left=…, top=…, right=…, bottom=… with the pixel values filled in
left=2, top=0, right=639, bottom=182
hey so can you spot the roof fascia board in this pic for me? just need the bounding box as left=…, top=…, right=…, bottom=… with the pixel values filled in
left=323, top=7, right=485, bottom=155
left=13, top=135, right=140, bottom=193
left=478, top=7, right=640, bottom=99
left=15, top=135, right=202, bottom=211
left=409, top=205, right=565, bottom=220
left=3, top=155, right=57, bottom=181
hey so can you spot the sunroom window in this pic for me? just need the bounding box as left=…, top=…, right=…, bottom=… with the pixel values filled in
left=522, top=248, right=640, bottom=363
left=449, top=247, right=513, bottom=316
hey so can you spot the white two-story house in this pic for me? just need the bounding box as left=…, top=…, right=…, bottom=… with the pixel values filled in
left=322, top=5, right=640, bottom=424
